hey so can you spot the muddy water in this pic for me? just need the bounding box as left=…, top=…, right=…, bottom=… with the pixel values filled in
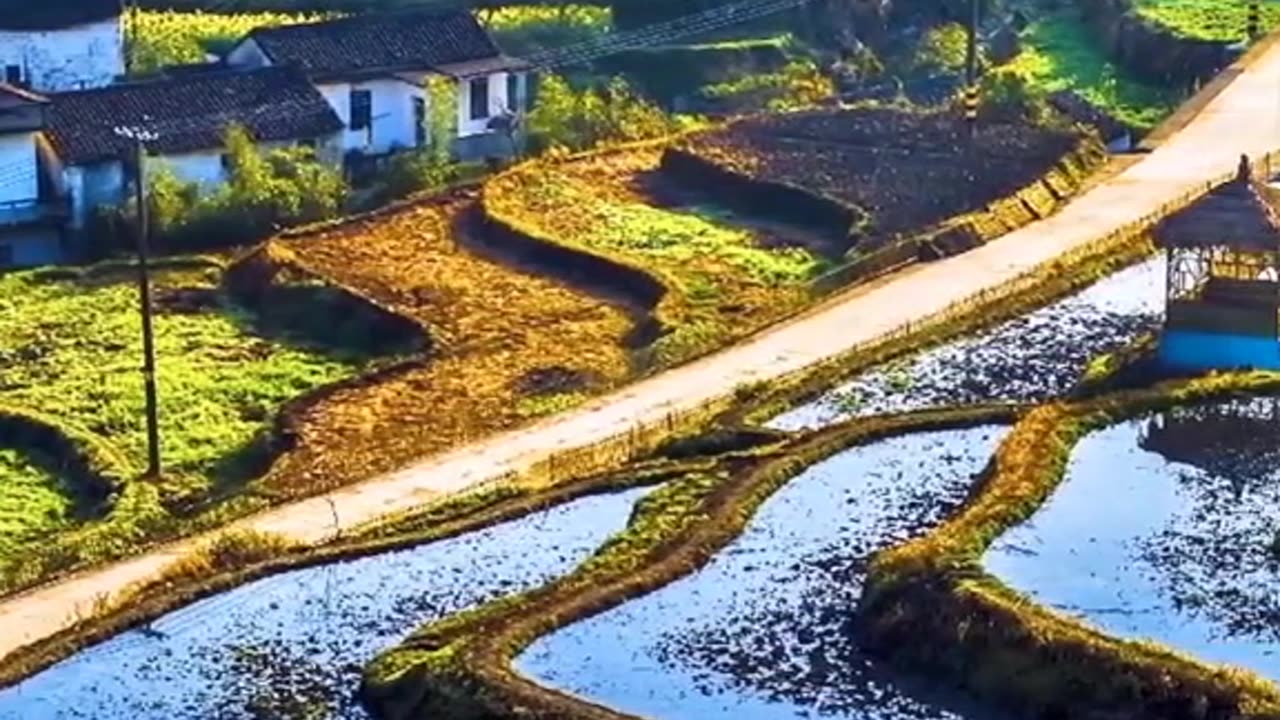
left=0, top=489, right=651, bottom=720
left=986, top=400, right=1280, bottom=681
left=771, top=258, right=1164, bottom=429
left=519, top=426, right=1013, bottom=720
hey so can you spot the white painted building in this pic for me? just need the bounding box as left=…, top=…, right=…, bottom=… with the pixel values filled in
left=0, top=0, right=124, bottom=93
left=226, top=9, right=530, bottom=162
left=0, top=83, right=66, bottom=268
left=43, top=66, right=343, bottom=232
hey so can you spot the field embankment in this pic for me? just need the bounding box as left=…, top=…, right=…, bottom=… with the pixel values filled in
left=239, top=188, right=636, bottom=497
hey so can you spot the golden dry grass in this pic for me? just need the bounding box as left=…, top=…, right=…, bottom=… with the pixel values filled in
left=486, top=147, right=820, bottom=368
left=256, top=190, right=634, bottom=495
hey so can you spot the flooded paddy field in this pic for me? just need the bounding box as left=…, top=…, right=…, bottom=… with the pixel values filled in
left=0, top=488, right=651, bottom=720
left=771, top=258, right=1164, bottom=429
left=986, top=399, right=1280, bottom=681
left=519, top=426, right=1012, bottom=720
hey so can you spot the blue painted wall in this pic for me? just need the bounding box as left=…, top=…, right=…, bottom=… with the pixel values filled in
left=1160, top=330, right=1280, bottom=371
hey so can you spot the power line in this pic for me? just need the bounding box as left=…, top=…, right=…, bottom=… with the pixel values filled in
left=526, top=0, right=813, bottom=70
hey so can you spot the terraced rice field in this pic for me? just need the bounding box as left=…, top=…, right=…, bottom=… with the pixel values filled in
left=12, top=240, right=1280, bottom=720
left=0, top=259, right=372, bottom=590
left=675, top=108, right=1086, bottom=245
left=987, top=399, right=1280, bottom=680
left=253, top=190, right=635, bottom=493
left=0, top=488, right=648, bottom=719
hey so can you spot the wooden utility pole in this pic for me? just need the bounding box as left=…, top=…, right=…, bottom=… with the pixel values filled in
left=130, top=136, right=162, bottom=478
left=964, top=0, right=980, bottom=137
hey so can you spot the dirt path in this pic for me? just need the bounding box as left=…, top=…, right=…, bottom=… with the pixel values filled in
left=4, top=39, right=1280, bottom=665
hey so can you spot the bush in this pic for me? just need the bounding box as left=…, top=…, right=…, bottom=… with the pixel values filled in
left=912, top=22, right=973, bottom=74
left=145, top=125, right=347, bottom=251
left=480, top=4, right=611, bottom=56
left=527, top=75, right=681, bottom=152
left=700, top=59, right=835, bottom=111
left=977, top=70, right=1050, bottom=123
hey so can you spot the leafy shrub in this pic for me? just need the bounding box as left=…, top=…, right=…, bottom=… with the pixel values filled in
left=129, top=9, right=326, bottom=73
left=912, top=22, right=972, bottom=74
left=481, top=4, right=611, bottom=56
left=527, top=75, right=681, bottom=152
left=977, top=69, right=1050, bottom=123
left=700, top=59, right=835, bottom=111
left=146, top=125, right=347, bottom=251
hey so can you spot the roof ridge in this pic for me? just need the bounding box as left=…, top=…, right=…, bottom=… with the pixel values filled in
left=47, top=65, right=301, bottom=98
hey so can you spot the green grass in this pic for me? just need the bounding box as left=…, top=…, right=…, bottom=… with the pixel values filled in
left=483, top=5, right=612, bottom=56
left=0, top=260, right=369, bottom=581
left=1135, top=0, right=1280, bottom=42
left=0, top=449, right=77, bottom=559
left=1007, top=10, right=1183, bottom=129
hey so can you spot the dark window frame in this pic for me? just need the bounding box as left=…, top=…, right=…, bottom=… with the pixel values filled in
left=4, top=65, right=21, bottom=86
left=0, top=243, right=13, bottom=269
left=469, top=76, right=490, bottom=121
left=505, top=73, right=520, bottom=113
left=413, top=96, right=427, bottom=147
left=350, top=89, right=373, bottom=131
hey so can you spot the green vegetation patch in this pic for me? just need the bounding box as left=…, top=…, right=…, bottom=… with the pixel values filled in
left=0, top=260, right=369, bottom=588
left=483, top=5, right=612, bottom=55
left=0, top=448, right=79, bottom=559
left=1135, top=0, right=1280, bottom=42
left=130, top=9, right=327, bottom=73
left=485, top=146, right=826, bottom=368
left=1007, top=10, right=1182, bottom=130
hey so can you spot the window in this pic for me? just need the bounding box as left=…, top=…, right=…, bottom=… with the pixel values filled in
left=0, top=243, right=12, bottom=269
left=413, top=96, right=427, bottom=147
left=350, top=89, right=372, bottom=131
left=469, top=76, right=490, bottom=121
left=505, top=73, right=521, bottom=113
left=4, top=65, right=20, bottom=86
left=220, top=153, right=234, bottom=173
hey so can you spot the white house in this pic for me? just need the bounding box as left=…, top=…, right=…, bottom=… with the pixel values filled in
left=41, top=66, right=343, bottom=233
left=0, top=0, right=124, bottom=93
left=0, top=83, right=67, bottom=268
left=225, top=9, right=531, bottom=162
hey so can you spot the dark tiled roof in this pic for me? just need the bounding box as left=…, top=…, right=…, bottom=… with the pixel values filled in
left=1156, top=158, right=1280, bottom=252
left=247, top=9, right=502, bottom=77
left=0, top=0, right=121, bottom=30
left=45, top=67, right=343, bottom=165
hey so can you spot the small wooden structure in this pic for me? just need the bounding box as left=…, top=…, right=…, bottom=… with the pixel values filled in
left=1155, top=156, right=1280, bottom=370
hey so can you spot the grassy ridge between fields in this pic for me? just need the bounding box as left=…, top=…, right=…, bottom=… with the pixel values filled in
left=0, top=449, right=739, bottom=689
left=0, top=147, right=1249, bottom=704
left=481, top=119, right=1104, bottom=371
left=0, top=259, right=379, bottom=594
left=858, top=374, right=1280, bottom=720
left=359, top=404, right=1023, bottom=720
left=358, top=162, right=1237, bottom=717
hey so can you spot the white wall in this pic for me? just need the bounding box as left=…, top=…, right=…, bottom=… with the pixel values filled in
left=0, top=17, right=124, bottom=92
left=64, top=161, right=123, bottom=229
left=317, top=79, right=426, bottom=155
left=457, top=72, right=514, bottom=137
left=0, top=131, right=38, bottom=205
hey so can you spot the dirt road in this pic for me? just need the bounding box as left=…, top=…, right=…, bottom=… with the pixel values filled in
left=3, top=40, right=1280, bottom=663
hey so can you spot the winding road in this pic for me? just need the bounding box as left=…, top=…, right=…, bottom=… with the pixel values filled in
left=3, top=35, right=1280, bottom=665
